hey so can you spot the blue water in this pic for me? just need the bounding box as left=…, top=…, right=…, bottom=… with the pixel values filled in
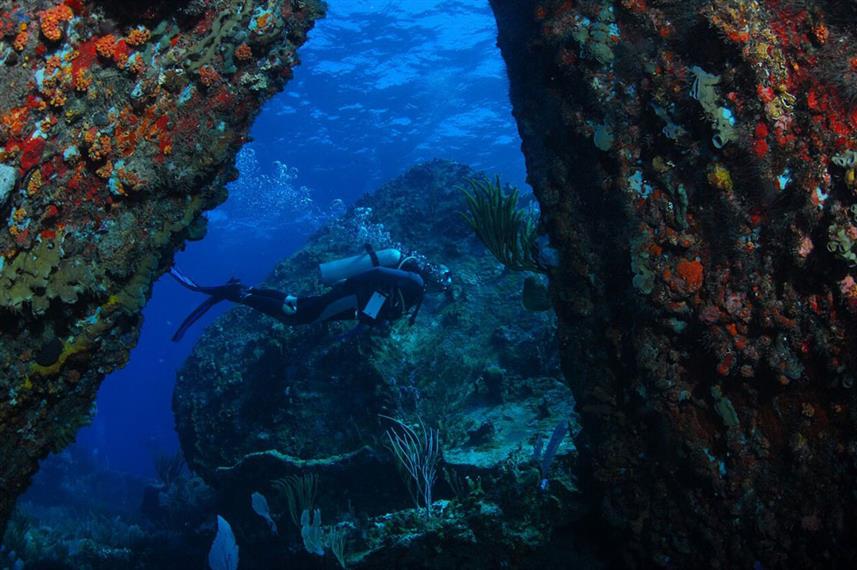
left=38, top=0, right=527, bottom=479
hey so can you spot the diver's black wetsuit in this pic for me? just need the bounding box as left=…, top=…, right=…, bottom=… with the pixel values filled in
left=170, top=266, right=425, bottom=341
left=236, top=267, right=424, bottom=325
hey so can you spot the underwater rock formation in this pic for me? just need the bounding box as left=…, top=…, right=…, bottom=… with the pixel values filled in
left=490, top=0, right=857, bottom=567
left=174, top=161, right=581, bottom=566
left=0, top=0, right=323, bottom=533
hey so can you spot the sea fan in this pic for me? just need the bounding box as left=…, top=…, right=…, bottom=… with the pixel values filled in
left=208, top=515, right=239, bottom=570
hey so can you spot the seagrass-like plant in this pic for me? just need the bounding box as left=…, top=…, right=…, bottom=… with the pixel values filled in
left=273, top=473, right=318, bottom=527
left=154, top=450, right=186, bottom=489
left=460, top=176, right=547, bottom=274
left=381, top=415, right=440, bottom=519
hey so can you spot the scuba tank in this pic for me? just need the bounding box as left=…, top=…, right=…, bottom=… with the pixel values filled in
left=319, top=248, right=402, bottom=284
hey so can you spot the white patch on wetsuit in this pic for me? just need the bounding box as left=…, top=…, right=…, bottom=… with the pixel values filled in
left=362, top=291, right=387, bottom=319
left=282, top=294, right=298, bottom=315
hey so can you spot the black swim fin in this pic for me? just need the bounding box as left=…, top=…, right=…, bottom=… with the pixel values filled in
left=172, top=296, right=223, bottom=342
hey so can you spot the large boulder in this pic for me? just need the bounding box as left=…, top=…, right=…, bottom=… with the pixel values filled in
left=174, top=161, right=580, bottom=567
left=0, top=0, right=324, bottom=533
left=490, top=0, right=857, bottom=567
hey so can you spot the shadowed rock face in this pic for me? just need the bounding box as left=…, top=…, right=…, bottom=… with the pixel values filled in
left=490, top=0, right=857, bottom=567
left=0, top=0, right=323, bottom=533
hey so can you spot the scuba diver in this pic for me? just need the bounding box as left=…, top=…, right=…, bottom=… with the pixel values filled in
left=169, top=245, right=452, bottom=342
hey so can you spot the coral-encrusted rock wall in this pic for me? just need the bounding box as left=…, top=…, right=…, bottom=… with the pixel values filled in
left=490, top=0, right=857, bottom=567
left=0, top=0, right=323, bottom=533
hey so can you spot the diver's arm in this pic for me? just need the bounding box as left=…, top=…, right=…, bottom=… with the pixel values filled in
left=407, top=293, right=424, bottom=324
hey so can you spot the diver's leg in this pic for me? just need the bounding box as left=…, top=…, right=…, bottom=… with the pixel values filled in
left=292, top=293, right=336, bottom=324
left=241, top=289, right=358, bottom=325
left=182, top=276, right=357, bottom=325
left=298, top=290, right=359, bottom=324
left=245, top=287, right=286, bottom=299
left=236, top=289, right=292, bottom=320
left=232, top=288, right=324, bottom=325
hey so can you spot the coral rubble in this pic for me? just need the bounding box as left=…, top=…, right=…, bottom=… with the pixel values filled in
left=0, top=0, right=324, bottom=534
left=490, top=0, right=857, bottom=566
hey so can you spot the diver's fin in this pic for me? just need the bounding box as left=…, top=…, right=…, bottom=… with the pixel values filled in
left=170, top=266, right=244, bottom=298
left=172, top=296, right=223, bottom=342
left=169, top=266, right=202, bottom=291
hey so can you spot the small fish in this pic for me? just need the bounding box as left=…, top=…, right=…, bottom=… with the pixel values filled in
left=251, top=491, right=278, bottom=535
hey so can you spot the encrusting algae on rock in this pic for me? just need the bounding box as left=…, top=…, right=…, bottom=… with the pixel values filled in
left=489, top=0, right=857, bottom=566
left=0, top=0, right=325, bottom=534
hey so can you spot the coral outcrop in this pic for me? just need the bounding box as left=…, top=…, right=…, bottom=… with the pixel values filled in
left=173, top=161, right=583, bottom=567
left=490, top=0, right=857, bottom=566
left=0, top=0, right=324, bottom=534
